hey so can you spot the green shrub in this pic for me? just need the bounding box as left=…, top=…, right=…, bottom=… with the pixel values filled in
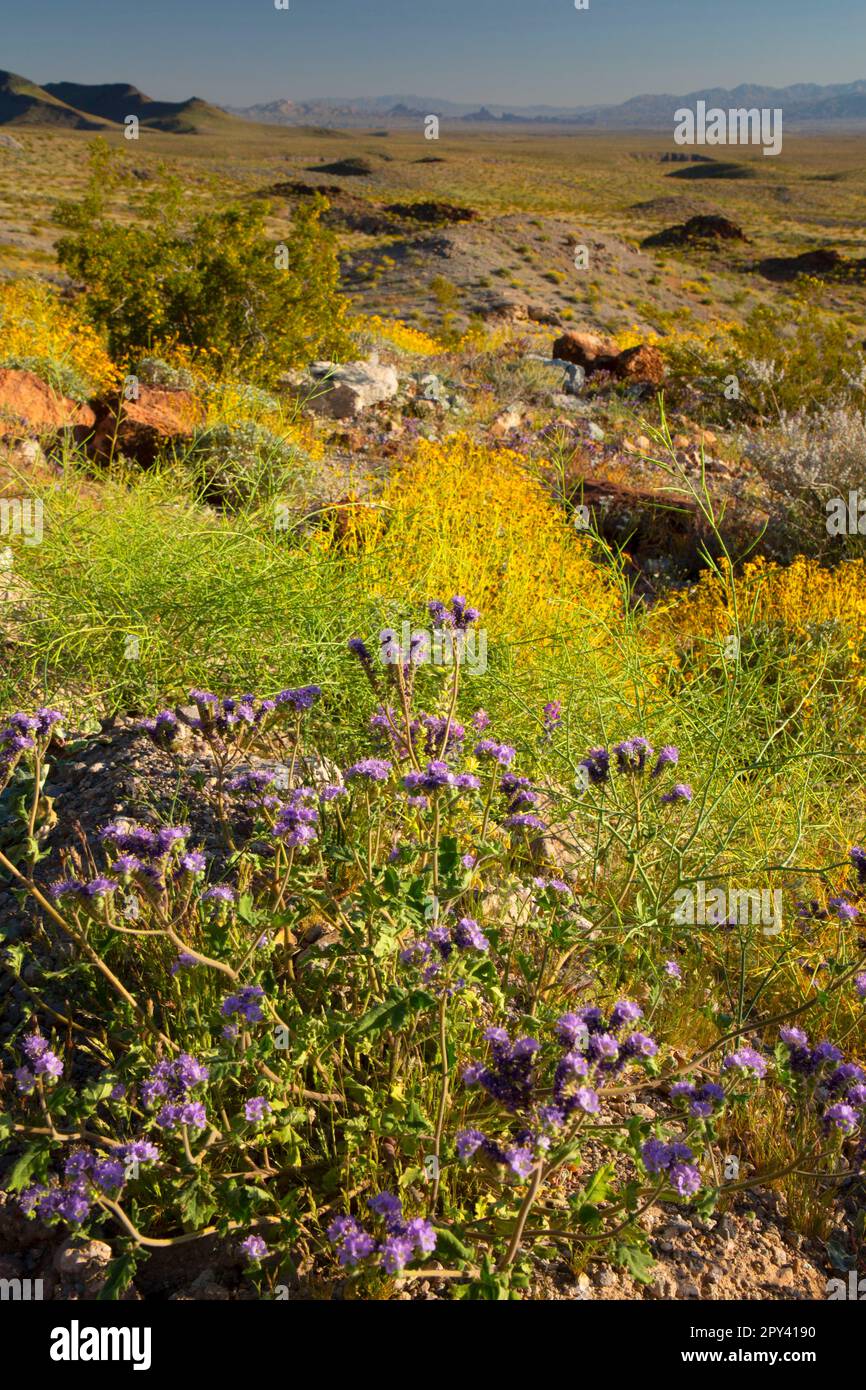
left=54, top=142, right=353, bottom=385
left=133, top=356, right=197, bottom=392
left=731, top=280, right=866, bottom=420
left=180, top=422, right=310, bottom=510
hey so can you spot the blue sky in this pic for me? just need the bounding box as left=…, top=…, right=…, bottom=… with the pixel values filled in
left=6, top=0, right=866, bottom=107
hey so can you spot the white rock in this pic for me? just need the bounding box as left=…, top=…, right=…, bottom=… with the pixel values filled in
left=54, top=1239, right=113, bottom=1276
left=308, top=359, right=399, bottom=419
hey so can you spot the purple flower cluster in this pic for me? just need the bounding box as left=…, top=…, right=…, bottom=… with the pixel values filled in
left=221, top=985, right=266, bottom=1024
left=640, top=1139, right=701, bottom=1196
left=494, top=771, right=547, bottom=833
left=474, top=739, right=516, bottom=766
left=276, top=685, right=322, bottom=713
left=457, top=1005, right=661, bottom=1181
left=48, top=876, right=120, bottom=914
left=272, top=787, right=319, bottom=848
left=578, top=739, right=690, bottom=804
left=138, top=709, right=180, bottom=749
left=328, top=1193, right=436, bottom=1274
left=428, top=595, right=480, bottom=631
left=722, top=1047, right=768, bottom=1079
left=778, top=1027, right=866, bottom=1135
left=344, top=758, right=392, bottom=784
left=244, top=1096, right=272, bottom=1124
left=542, top=701, right=562, bottom=736
left=95, top=819, right=198, bottom=901
left=188, top=689, right=271, bottom=734
left=0, top=707, right=63, bottom=774
left=669, top=1080, right=726, bottom=1119
left=141, top=1053, right=210, bottom=1129
left=400, top=917, right=489, bottom=982
left=18, top=1139, right=158, bottom=1228
left=14, top=1033, right=63, bottom=1094
left=241, top=1234, right=269, bottom=1262
left=402, top=760, right=479, bottom=797
left=464, top=1027, right=540, bottom=1113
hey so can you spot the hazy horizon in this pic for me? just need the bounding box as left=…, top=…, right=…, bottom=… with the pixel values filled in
left=4, top=0, right=865, bottom=109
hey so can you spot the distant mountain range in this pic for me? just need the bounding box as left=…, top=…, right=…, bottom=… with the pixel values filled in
left=0, top=72, right=233, bottom=132
left=229, top=81, right=866, bottom=129
left=3, top=72, right=866, bottom=135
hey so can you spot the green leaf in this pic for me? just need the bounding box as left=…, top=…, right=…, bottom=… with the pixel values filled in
left=177, top=1176, right=217, bottom=1229
left=434, top=1227, right=474, bottom=1263
left=582, top=1162, right=616, bottom=1205
left=614, top=1240, right=656, bottom=1284
left=98, top=1251, right=139, bottom=1301
left=7, top=1142, right=49, bottom=1192
left=349, top=989, right=436, bottom=1041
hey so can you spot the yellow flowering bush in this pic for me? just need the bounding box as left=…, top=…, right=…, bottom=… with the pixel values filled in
left=652, top=556, right=866, bottom=704
left=201, top=379, right=324, bottom=462
left=0, top=278, right=118, bottom=397
left=349, top=433, right=620, bottom=648
left=657, top=556, right=866, bottom=641
left=363, top=316, right=444, bottom=356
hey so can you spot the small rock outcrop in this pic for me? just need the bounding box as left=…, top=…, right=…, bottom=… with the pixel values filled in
left=0, top=368, right=95, bottom=441
left=642, top=215, right=748, bottom=249
left=299, top=358, right=399, bottom=420
left=551, top=334, right=666, bottom=387
left=91, top=386, right=203, bottom=465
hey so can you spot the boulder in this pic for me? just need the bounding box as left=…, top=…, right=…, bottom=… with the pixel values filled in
left=471, top=294, right=528, bottom=322
left=91, top=386, right=203, bottom=465
left=53, top=1238, right=113, bottom=1293
left=612, top=344, right=666, bottom=387
left=551, top=331, right=618, bottom=370
left=490, top=402, right=527, bottom=436
left=550, top=335, right=666, bottom=387
left=0, top=369, right=95, bottom=441
left=306, top=358, right=399, bottom=419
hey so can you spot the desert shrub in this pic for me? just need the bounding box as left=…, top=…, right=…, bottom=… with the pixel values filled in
left=133, top=356, right=198, bottom=392
left=644, top=289, right=866, bottom=424
left=346, top=433, right=621, bottom=641
left=0, top=277, right=117, bottom=397
left=729, top=286, right=865, bottom=420
left=180, top=422, right=312, bottom=510
left=0, top=354, right=93, bottom=403
left=54, top=143, right=353, bottom=384
left=476, top=347, right=565, bottom=403
left=361, top=316, right=444, bottom=356
left=738, top=408, right=866, bottom=560
left=428, top=275, right=463, bottom=345
left=652, top=555, right=866, bottom=716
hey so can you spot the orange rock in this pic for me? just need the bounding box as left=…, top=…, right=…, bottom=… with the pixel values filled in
left=0, top=368, right=95, bottom=440
left=612, top=345, right=666, bottom=387
left=91, top=386, right=203, bottom=465
left=552, top=330, right=618, bottom=369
